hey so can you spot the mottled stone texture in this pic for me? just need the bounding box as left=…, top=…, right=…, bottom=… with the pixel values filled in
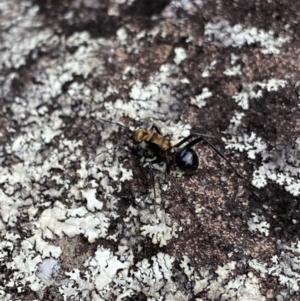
left=1, top=0, right=300, bottom=300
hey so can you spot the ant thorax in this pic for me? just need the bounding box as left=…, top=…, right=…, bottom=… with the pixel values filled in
left=132, top=128, right=172, bottom=151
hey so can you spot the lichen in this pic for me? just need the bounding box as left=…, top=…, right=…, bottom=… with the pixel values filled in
left=1, top=0, right=299, bottom=300
left=205, top=20, right=290, bottom=54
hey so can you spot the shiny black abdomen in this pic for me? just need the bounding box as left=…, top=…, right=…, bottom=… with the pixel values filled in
left=175, top=148, right=199, bottom=172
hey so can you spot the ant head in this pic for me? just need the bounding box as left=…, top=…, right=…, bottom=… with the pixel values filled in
left=132, top=128, right=148, bottom=144
left=175, top=147, right=199, bottom=172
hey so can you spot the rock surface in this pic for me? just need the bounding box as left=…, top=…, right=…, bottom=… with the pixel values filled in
left=0, top=0, right=300, bottom=300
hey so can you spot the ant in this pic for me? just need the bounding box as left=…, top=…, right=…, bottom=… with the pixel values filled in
left=87, top=118, right=243, bottom=214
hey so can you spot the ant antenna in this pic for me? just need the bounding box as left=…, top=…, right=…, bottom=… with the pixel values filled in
left=95, top=117, right=128, bottom=130
left=85, top=117, right=130, bottom=167
left=85, top=139, right=126, bottom=167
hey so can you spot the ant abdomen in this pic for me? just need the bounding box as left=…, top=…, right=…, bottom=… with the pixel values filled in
left=175, top=148, right=199, bottom=172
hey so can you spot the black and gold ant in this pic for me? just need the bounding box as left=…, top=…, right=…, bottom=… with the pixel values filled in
left=87, top=117, right=243, bottom=214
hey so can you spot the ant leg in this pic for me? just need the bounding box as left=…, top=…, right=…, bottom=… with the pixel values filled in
left=150, top=125, right=172, bottom=140
left=148, top=164, right=157, bottom=200
left=166, top=159, right=172, bottom=176
left=172, top=132, right=217, bottom=149
left=146, top=157, right=165, bottom=200
left=150, top=125, right=163, bottom=135
left=172, top=134, right=196, bottom=148
left=164, top=158, right=196, bottom=214
left=148, top=157, right=163, bottom=164
left=180, top=136, right=203, bottom=148
left=150, top=156, right=195, bottom=215
left=168, top=174, right=196, bottom=215
left=192, top=132, right=216, bottom=139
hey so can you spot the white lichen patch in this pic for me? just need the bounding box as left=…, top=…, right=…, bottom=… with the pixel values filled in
left=226, top=112, right=245, bottom=134
left=232, top=79, right=287, bottom=110
left=223, top=130, right=300, bottom=195
left=88, top=247, right=131, bottom=292
left=116, top=27, right=128, bottom=43
left=223, top=64, right=242, bottom=77
left=164, top=0, right=208, bottom=16
left=131, top=252, right=177, bottom=299
left=81, top=188, right=104, bottom=212
left=181, top=258, right=266, bottom=300
left=0, top=4, right=54, bottom=69
left=36, top=258, right=60, bottom=286
left=92, top=63, right=192, bottom=123
left=38, top=201, right=110, bottom=243
left=205, top=20, right=290, bottom=54
left=174, top=47, right=187, bottom=65
left=221, top=76, right=299, bottom=195
left=30, top=229, right=62, bottom=258
left=190, top=87, right=212, bottom=108
left=247, top=213, right=270, bottom=236
left=58, top=249, right=191, bottom=300
left=140, top=207, right=178, bottom=247
left=201, top=59, right=217, bottom=77
left=250, top=241, right=300, bottom=294
left=222, top=132, right=267, bottom=159
left=2, top=236, right=45, bottom=294
left=251, top=142, right=300, bottom=195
